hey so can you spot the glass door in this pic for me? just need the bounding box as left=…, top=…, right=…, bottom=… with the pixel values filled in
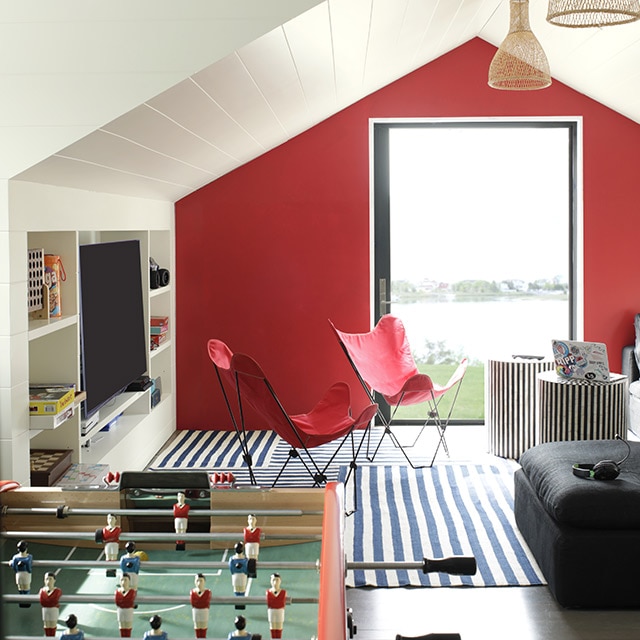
left=373, top=119, right=578, bottom=423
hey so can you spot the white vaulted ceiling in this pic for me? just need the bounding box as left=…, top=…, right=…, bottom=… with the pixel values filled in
left=9, top=0, right=640, bottom=202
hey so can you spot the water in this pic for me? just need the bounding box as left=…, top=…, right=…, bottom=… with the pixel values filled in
left=393, top=297, right=569, bottom=364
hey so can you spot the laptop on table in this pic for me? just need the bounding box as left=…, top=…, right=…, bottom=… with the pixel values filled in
left=551, top=339, right=611, bottom=382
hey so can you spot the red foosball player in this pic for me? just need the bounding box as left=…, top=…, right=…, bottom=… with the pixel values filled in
left=39, top=572, right=62, bottom=636
left=266, top=573, right=286, bottom=639
left=243, top=514, right=261, bottom=561
left=97, top=513, right=121, bottom=577
left=114, top=573, right=136, bottom=637
left=174, top=491, right=190, bottom=550
left=190, top=573, right=212, bottom=638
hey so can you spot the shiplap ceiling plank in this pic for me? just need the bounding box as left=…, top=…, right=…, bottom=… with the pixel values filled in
left=101, top=106, right=233, bottom=176
left=14, top=156, right=189, bottom=201
left=363, top=0, right=411, bottom=87
left=56, top=130, right=215, bottom=187
left=192, top=54, right=288, bottom=152
left=283, top=3, right=337, bottom=122
left=239, top=28, right=312, bottom=138
left=146, top=79, right=264, bottom=163
left=12, top=0, right=640, bottom=202
left=330, top=0, right=373, bottom=105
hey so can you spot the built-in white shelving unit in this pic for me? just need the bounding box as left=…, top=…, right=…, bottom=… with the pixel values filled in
left=6, top=181, right=176, bottom=483
left=27, top=228, right=175, bottom=471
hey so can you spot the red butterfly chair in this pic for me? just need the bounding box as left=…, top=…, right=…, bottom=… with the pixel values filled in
left=329, top=315, right=468, bottom=468
left=207, top=339, right=257, bottom=484
left=230, top=352, right=377, bottom=505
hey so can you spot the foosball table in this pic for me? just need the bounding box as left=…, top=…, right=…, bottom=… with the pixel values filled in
left=1, top=471, right=475, bottom=640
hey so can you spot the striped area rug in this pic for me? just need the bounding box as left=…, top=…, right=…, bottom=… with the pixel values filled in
left=147, top=429, right=280, bottom=472
left=339, top=463, right=546, bottom=588
left=147, top=427, right=421, bottom=485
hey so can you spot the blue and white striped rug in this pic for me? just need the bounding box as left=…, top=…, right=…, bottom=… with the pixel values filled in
left=147, top=427, right=419, bottom=485
left=339, top=463, right=546, bottom=588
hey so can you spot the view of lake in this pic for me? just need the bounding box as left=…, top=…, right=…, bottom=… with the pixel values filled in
left=393, top=297, right=569, bottom=364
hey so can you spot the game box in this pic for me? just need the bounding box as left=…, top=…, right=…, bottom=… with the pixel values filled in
left=30, top=449, right=73, bottom=486
left=29, top=385, right=75, bottom=415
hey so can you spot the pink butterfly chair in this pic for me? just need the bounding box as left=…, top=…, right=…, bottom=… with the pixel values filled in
left=230, top=352, right=377, bottom=508
left=207, top=339, right=257, bottom=484
left=329, top=315, right=468, bottom=468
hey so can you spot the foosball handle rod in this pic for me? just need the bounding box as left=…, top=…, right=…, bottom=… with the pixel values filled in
left=395, top=634, right=462, bottom=640
left=422, top=556, right=476, bottom=576
left=347, top=556, right=476, bottom=576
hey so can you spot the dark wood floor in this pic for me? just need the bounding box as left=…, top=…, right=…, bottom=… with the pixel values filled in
left=345, top=425, right=640, bottom=640
left=346, top=585, right=640, bottom=640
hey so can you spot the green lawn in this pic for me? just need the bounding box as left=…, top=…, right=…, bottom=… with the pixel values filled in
left=389, top=362, right=485, bottom=422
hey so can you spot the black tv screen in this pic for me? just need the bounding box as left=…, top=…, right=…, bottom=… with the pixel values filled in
left=79, top=240, right=147, bottom=418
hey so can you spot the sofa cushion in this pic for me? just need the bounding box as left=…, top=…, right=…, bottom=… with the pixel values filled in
left=631, top=380, right=640, bottom=400
left=519, top=440, right=640, bottom=529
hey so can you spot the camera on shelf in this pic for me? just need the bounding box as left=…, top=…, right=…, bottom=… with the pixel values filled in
left=149, top=257, right=170, bottom=289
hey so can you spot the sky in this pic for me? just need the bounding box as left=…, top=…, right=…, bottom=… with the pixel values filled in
left=389, top=125, right=570, bottom=284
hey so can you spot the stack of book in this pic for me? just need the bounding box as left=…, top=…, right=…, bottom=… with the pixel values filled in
left=29, top=383, right=77, bottom=429
left=150, top=315, right=169, bottom=350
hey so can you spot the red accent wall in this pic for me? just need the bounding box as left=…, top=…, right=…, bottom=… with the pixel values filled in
left=175, top=37, right=640, bottom=430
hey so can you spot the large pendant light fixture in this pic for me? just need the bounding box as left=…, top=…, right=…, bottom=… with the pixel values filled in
left=547, top=0, right=640, bottom=27
left=488, top=0, right=552, bottom=90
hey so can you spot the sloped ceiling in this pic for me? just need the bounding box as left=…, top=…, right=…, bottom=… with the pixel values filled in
left=11, top=0, right=640, bottom=202
left=0, top=0, right=323, bottom=180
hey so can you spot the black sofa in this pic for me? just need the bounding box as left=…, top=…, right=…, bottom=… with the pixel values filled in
left=515, top=439, right=640, bottom=608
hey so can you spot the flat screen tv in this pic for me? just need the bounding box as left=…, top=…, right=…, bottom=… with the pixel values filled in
left=79, top=240, right=147, bottom=419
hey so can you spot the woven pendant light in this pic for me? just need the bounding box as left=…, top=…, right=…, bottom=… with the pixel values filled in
left=547, top=0, right=640, bottom=27
left=488, top=0, right=551, bottom=90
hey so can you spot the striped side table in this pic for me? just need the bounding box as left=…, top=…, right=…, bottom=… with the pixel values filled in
left=485, top=356, right=554, bottom=459
left=537, top=370, right=628, bottom=443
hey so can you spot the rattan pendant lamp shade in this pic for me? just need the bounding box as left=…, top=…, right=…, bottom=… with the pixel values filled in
left=547, top=0, right=640, bottom=27
left=488, top=0, right=551, bottom=90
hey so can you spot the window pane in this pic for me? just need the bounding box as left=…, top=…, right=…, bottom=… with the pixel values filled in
left=386, top=123, right=572, bottom=421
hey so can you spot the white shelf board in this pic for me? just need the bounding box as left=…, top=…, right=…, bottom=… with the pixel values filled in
left=28, top=315, right=78, bottom=341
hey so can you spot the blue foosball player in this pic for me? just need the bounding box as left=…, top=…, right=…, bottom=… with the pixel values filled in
left=59, top=614, right=85, bottom=640
left=9, top=540, right=33, bottom=607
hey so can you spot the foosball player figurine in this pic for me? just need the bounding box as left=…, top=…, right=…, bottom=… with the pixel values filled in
left=227, top=615, right=260, bottom=639
left=9, top=540, right=33, bottom=606
left=115, top=573, right=137, bottom=638
left=143, top=614, right=168, bottom=640
left=243, top=514, right=261, bottom=566
left=59, top=614, right=85, bottom=640
left=173, top=491, right=190, bottom=550
left=190, top=573, right=212, bottom=638
left=229, top=542, right=249, bottom=609
left=120, top=541, right=141, bottom=590
left=96, top=513, right=121, bottom=576
left=39, top=572, right=62, bottom=636
left=266, top=573, right=286, bottom=639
